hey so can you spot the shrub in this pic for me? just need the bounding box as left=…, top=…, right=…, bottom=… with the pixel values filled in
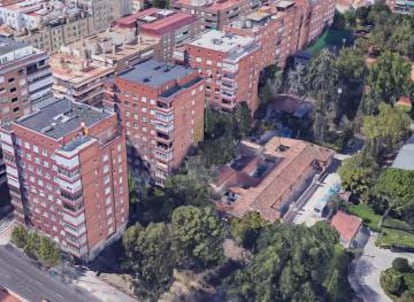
left=381, top=268, right=405, bottom=296
left=11, top=225, right=28, bottom=248
left=393, top=258, right=412, bottom=273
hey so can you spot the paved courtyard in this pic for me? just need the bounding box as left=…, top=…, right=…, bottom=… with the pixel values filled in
left=349, top=232, right=414, bottom=302
left=293, top=172, right=341, bottom=226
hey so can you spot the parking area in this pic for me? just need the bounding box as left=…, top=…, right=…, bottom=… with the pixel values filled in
left=293, top=172, right=341, bottom=226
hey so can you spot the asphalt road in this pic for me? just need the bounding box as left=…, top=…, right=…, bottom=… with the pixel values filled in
left=0, top=245, right=99, bottom=302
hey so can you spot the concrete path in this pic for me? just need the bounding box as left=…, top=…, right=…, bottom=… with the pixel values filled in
left=349, top=233, right=414, bottom=302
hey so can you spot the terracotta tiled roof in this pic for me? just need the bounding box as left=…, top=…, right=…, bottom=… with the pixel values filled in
left=0, top=288, right=22, bottom=302
left=330, top=211, right=362, bottom=245
left=217, top=137, right=334, bottom=223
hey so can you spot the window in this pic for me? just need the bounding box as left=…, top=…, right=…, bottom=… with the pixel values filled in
left=33, top=145, right=39, bottom=153
left=10, top=87, right=16, bottom=93
left=8, top=77, right=14, bottom=83
left=104, top=187, right=111, bottom=195
left=103, top=165, right=109, bottom=173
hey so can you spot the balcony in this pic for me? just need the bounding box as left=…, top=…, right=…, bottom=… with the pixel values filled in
left=57, top=178, right=82, bottom=194
left=156, top=132, right=173, bottom=144
left=221, top=99, right=238, bottom=110
left=27, top=69, right=52, bottom=82
left=222, top=63, right=238, bottom=74
left=155, top=123, right=174, bottom=133
left=155, top=111, right=174, bottom=123
left=155, top=150, right=173, bottom=162
left=156, top=142, right=173, bottom=153
left=28, top=76, right=53, bottom=92
left=222, top=73, right=236, bottom=82
left=156, top=101, right=173, bottom=113
left=58, top=167, right=81, bottom=181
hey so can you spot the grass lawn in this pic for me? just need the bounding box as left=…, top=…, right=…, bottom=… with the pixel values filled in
left=376, top=228, right=414, bottom=249
left=347, top=204, right=382, bottom=232
left=306, top=29, right=354, bottom=55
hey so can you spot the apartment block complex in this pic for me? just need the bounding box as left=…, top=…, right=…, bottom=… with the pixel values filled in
left=226, top=1, right=299, bottom=69
left=171, top=0, right=262, bottom=30
left=104, top=59, right=205, bottom=185
left=50, top=47, right=113, bottom=106
left=0, top=98, right=128, bottom=261
left=387, top=0, right=414, bottom=14
left=177, top=30, right=260, bottom=113
left=0, top=1, right=96, bottom=53
left=114, top=8, right=202, bottom=62
left=0, top=38, right=52, bottom=124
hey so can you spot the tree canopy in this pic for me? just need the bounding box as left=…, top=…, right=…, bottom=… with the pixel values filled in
left=225, top=222, right=343, bottom=302
left=363, top=103, right=411, bottom=155
left=122, top=222, right=175, bottom=301
left=366, top=51, right=412, bottom=107
left=171, top=206, right=224, bottom=270
left=338, top=152, right=379, bottom=199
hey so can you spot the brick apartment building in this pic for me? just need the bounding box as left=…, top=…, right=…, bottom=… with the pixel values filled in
left=104, top=59, right=205, bottom=186
left=0, top=99, right=129, bottom=261
left=171, top=0, right=262, bottom=30
left=296, top=0, right=336, bottom=47
left=113, top=8, right=202, bottom=62
left=50, top=48, right=114, bottom=107
left=0, top=38, right=52, bottom=124
left=0, top=38, right=52, bottom=185
left=177, top=30, right=260, bottom=114
left=225, top=1, right=300, bottom=69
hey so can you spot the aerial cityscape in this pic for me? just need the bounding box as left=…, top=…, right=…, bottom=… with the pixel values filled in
left=0, top=0, right=413, bottom=301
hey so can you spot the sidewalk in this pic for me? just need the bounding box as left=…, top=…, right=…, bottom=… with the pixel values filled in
left=72, top=271, right=137, bottom=302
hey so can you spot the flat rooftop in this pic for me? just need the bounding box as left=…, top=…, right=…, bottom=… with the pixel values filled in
left=0, top=37, right=29, bottom=56
left=189, top=30, right=254, bottom=53
left=140, top=12, right=197, bottom=35
left=50, top=52, right=114, bottom=85
left=119, top=59, right=195, bottom=88
left=16, top=98, right=110, bottom=139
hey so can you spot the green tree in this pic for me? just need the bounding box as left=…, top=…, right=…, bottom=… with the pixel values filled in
left=399, top=291, right=414, bottom=302
left=37, top=236, right=60, bottom=267
left=171, top=206, right=224, bottom=270
left=363, top=103, right=410, bottom=155
left=287, top=64, right=306, bottom=96
left=305, top=49, right=340, bottom=141
left=355, top=6, right=370, bottom=24
left=226, top=223, right=341, bottom=302
left=24, top=232, right=40, bottom=259
left=336, top=48, right=366, bottom=83
left=381, top=268, right=405, bottom=296
left=366, top=50, right=412, bottom=107
left=393, top=258, right=412, bottom=273
left=236, top=102, right=251, bottom=137
left=122, top=223, right=175, bottom=301
left=230, top=212, right=268, bottom=250
left=338, top=152, right=379, bottom=199
left=152, top=0, right=169, bottom=9
left=372, top=169, right=414, bottom=224
left=11, top=225, right=28, bottom=248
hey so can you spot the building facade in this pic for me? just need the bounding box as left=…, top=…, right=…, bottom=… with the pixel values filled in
left=225, top=2, right=299, bottom=69
left=0, top=38, right=52, bottom=124
left=179, top=30, right=260, bottom=114
left=50, top=47, right=114, bottom=106
left=113, top=8, right=202, bottom=62
left=104, top=59, right=205, bottom=186
left=171, top=0, right=260, bottom=30
left=0, top=98, right=129, bottom=261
